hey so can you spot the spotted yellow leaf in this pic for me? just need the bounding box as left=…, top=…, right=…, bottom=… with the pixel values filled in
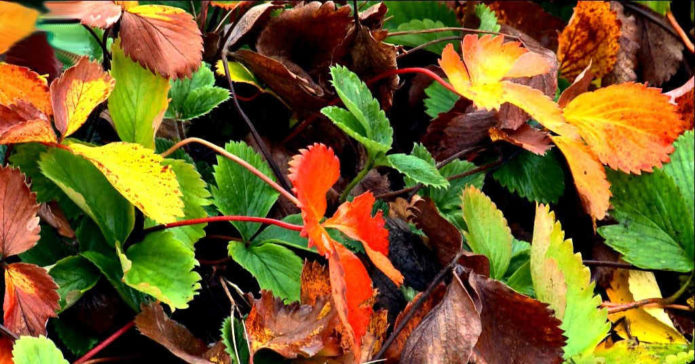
left=67, top=142, right=184, bottom=224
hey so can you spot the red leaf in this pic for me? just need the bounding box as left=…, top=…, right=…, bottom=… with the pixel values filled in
left=3, top=263, right=59, bottom=336
left=4, top=32, right=62, bottom=83
left=0, top=336, right=13, bottom=364
left=45, top=1, right=123, bottom=28
left=0, top=166, right=40, bottom=258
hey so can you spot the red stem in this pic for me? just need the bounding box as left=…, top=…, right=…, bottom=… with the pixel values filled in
left=74, top=321, right=135, bottom=364
left=144, top=215, right=303, bottom=234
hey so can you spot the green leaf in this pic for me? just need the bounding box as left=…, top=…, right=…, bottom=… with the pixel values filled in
left=10, top=144, right=73, bottom=209
left=575, top=340, right=693, bottom=364
left=385, top=19, right=457, bottom=54
left=49, top=255, right=100, bottom=312
left=39, top=147, right=135, bottom=245
left=254, top=214, right=314, bottom=252
left=531, top=205, right=609, bottom=359
left=108, top=40, right=170, bottom=149
left=323, top=66, right=393, bottom=156
left=215, top=60, right=264, bottom=90
left=52, top=318, right=98, bottom=357
left=493, top=150, right=565, bottom=204
left=461, top=186, right=513, bottom=279
left=12, top=336, right=69, bottom=364
left=228, top=241, right=302, bottom=303
left=116, top=231, right=201, bottom=310
left=222, top=316, right=251, bottom=364
left=506, top=239, right=531, bottom=277
left=38, top=23, right=102, bottom=64
left=426, top=159, right=485, bottom=215
left=19, top=227, right=72, bottom=267
left=474, top=4, right=501, bottom=32
left=212, top=141, right=279, bottom=241
left=423, top=81, right=459, bottom=118
left=382, top=1, right=459, bottom=29
left=505, top=260, right=534, bottom=297
left=599, top=169, right=694, bottom=272
left=385, top=153, right=449, bottom=188
left=166, top=62, right=230, bottom=121
left=81, top=249, right=147, bottom=312
left=662, top=130, right=693, bottom=221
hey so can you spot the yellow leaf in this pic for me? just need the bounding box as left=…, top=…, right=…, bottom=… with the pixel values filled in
left=557, top=1, right=621, bottom=80
left=50, top=57, right=115, bottom=138
left=0, top=2, right=38, bottom=54
left=563, top=82, right=686, bottom=174
left=606, top=269, right=687, bottom=344
left=0, top=63, right=52, bottom=117
left=552, top=135, right=610, bottom=221
left=67, top=142, right=184, bottom=224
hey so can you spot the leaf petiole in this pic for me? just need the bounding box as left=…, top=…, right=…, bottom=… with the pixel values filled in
left=339, top=158, right=374, bottom=201
left=143, top=215, right=303, bottom=234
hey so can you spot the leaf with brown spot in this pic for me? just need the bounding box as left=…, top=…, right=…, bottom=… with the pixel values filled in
left=119, top=4, right=203, bottom=79
left=3, top=262, right=59, bottom=336
left=0, top=166, right=40, bottom=258
left=135, top=302, right=212, bottom=364
left=603, top=2, right=640, bottom=85
left=5, top=32, right=62, bottom=83
left=407, top=196, right=462, bottom=266
left=488, top=1, right=565, bottom=51
left=300, top=260, right=331, bottom=306
left=489, top=124, right=552, bottom=156
left=0, top=101, right=56, bottom=145
left=44, top=1, right=124, bottom=28
left=557, top=1, right=621, bottom=80
left=245, top=290, right=336, bottom=359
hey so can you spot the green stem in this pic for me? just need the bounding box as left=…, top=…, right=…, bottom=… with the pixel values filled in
left=339, top=159, right=374, bottom=201
left=665, top=271, right=694, bottom=304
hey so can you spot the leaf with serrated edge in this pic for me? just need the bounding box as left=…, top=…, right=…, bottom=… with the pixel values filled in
left=49, top=255, right=100, bottom=312
left=493, top=150, right=565, bottom=204
left=0, top=166, right=40, bottom=258
left=11, top=336, right=69, bottom=364
left=0, top=63, right=52, bottom=116
left=166, top=62, right=229, bottom=121
left=386, top=153, right=449, bottom=189
left=4, top=263, right=59, bottom=336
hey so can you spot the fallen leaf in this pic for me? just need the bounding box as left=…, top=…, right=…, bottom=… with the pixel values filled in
left=0, top=63, right=52, bottom=117
left=488, top=1, right=565, bottom=51
left=44, top=1, right=123, bottom=28
left=38, top=202, right=75, bottom=239
left=221, top=3, right=276, bottom=50
left=407, top=196, right=462, bottom=266
left=0, top=2, right=38, bottom=54
left=666, top=76, right=694, bottom=130
left=300, top=260, right=332, bottom=306
left=0, top=166, right=40, bottom=258
left=603, top=2, right=640, bottom=85
left=557, top=64, right=593, bottom=108
left=119, top=4, right=203, bottom=79
left=3, top=263, right=59, bottom=336
left=489, top=124, right=552, bottom=156
left=50, top=57, right=115, bottom=138
left=4, top=32, right=62, bottom=83
left=557, top=1, right=621, bottom=80
left=633, top=6, right=684, bottom=86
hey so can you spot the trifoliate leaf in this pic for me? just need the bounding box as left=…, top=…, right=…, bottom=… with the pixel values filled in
left=12, top=336, right=68, bottom=364
left=493, top=150, right=565, bottom=204
left=166, top=62, right=229, bottom=121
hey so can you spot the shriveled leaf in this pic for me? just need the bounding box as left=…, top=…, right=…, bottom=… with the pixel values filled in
left=563, top=83, right=686, bottom=174
left=38, top=202, right=74, bottom=239
left=603, top=2, right=639, bottom=85
left=493, top=149, right=565, bottom=204
left=408, top=196, right=462, bottom=266
left=212, top=141, right=278, bottom=241
left=0, top=2, right=38, bottom=54
left=67, top=142, right=184, bottom=224
left=49, top=255, right=100, bottom=312
left=245, top=290, right=336, bottom=359
left=135, top=302, right=210, bottom=364
left=557, top=1, right=621, bottom=80
left=0, top=166, right=40, bottom=258
left=488, top=1, right=565, bottom=50
left=108, top=40, right=170, bottom=149
left=44, top=1, right=123, bottom=28
left=11, top=336, right=68, bottom=364
left=222, top=2, right=276, bottom=50
left=4, top=263, right=59, bottom=336
left=117, top=231, right=201, bottom=310
left=50, top=57, right=114, bottom=138
left=166, top=62, right=229, bottom=121
left=531, top=205, right=610, bottom=358
left=385, top=153, right=448, bottom=189
left=635, top=7, right=683, bottom=86
left=421, top=104, right=497, bottom=162
left=461, top=186, right=512, bottom=279
left=229, top=242, right=302, bottom=303
left=0, top=63, right=52, bottom=117
left=39, top=147, right=134, bottom=245
left=119, top=4, right=202, bottom=79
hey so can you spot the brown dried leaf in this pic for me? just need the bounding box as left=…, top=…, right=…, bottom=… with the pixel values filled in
left=135, top=302, right=210, bottom=364
left=489, top=124, right=553, bottom=156
left=0, top=166, right=40, bottom=258
left=603, top=2, right=640, bottom=85
left=5, top=32, right=62, bottom=83
left=488, top=1, right=566, bottom=51
left=557, top=63, right=594, bottom=108
left=222, top=3, right=277, bottom=50
left=119, top=5, right=203, bottom=79
left=300, top=260, right=331, bottom=306
left=400, top=275, right=482, bottom=363
left=246, top=290, right=337, bottom=359
left=38, top=202, right=75, bottom=239
left=358, top=3, right=387, bottom=30
left=666, top=76, right=694, bottom=130
left=633, top=6, right=684, bottom=86
left=3, top=262, right=59, bottom=336
left=407, top=196, right=462, bottom=266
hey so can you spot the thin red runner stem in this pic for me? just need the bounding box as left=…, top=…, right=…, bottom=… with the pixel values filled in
left=146, top=215, right=303, bottom=233
left=366, top=67, right=460, bottom=95
left=74, top=321, right=135, bottom=364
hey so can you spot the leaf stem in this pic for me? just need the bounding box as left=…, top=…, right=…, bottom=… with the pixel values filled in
left=339, top=159, right=374, bottom=201
left=582, top=260, right=664, bottom=271
left=143, top=215, right=303, bottom=234
left=667, top=11, right=695, bottom=53
left=74, top=320, right=135, bottom=364
left=601, top=272, right=694, bottom=314
left=387, top=27, right=519, bottom=38
left=161, top=137, right=300, bottom=206
left=397, top=35, right=461, bottom=58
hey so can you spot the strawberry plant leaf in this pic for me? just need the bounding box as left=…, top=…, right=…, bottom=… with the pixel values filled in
left=386, top=19, right=457, bottom=54
left=80, top=249, right=148, bottom=312
left=0, top=1, right=38, bottom=54
left=461, top=186, right=513, bottom=279
left=108, top=40, right=171, bottom=149
left=424, top=81, right=459, bottom=118
left=382, top=1, right=459, bottom=29
left=212, top=141, right=279, bottom=241
left=11, top=336, right=68, bottom=364
left=10, top=144, right=65, bottom=204
left=39, top=147, right=135, bottom=245
left=52, top=318, right=98, bottom=356
left=493, top=150, right=565, bottom=204
left=253, top=214, right=313, bottom=252
left=49, top=255, right=100, bottom=312
left=228, top=242, right=302, bottom=303
left=221, top=316, right=250, bottom=364
left=475, top=4, right=501, bottom=32
left=166, top=62, right=230, bottom=121
left=578, top=340, right=693, bottom=364
left=0, top=166, right=40, bottom=258
left=425, top=159, right=485, bottom=217
left=385, top=153, right=449, bottom=188
left=4, top=262, right=60, bottom=336
left=19, top=228, right=71, bottom=267
left=116, top=231, right=201, bottom=310
left=662, top=130, right=693, bottom=219
left=37, top=23, right=103, bottom=65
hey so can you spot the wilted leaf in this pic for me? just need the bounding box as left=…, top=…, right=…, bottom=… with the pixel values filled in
left=4, top=32, right=62, bottom=83
left=108, top=40, right=170, bottom=149
left=68, top=142, right=184, bottom=224
left=603, top=2, right=640, bottom=85
left=408, top=196, right=462, bottom=266
left=44, top=1, right=123, bottom=28
left=557, top=1, right=621, bottom=80
left=119, top=4, right=203, bottom=79
left=222, top=3, right=277, bottom=51
left=50, top=57, right=114, bottom=138
left=492, top=149, right=565, bottom=204
left=11, top=336, right=68, bottom=364
left=531, top=205, right=610, bottom=358
left=666, top=77, right=694, bottom=130
left=0, top=2, right=38, bottom=54
left=38, top=202, right=74, bottom=239
left=0, top=63, right=52, bottom=117
left=0, top=166, right=40, bottom=258
left=4, top=263, right=59, bottom=336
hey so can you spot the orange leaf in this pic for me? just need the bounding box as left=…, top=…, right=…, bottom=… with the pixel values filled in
left=552, top=136, right=610, bottom=221
left=119, top=5, right=203, bottom=79
left=0, top=101, right=56, bottom=144
left=210, top=1, right=245, bottom=10
left=666, top=76, right=694, bottom=130
left=0, top=63, right=52, bottom=117
left=324, top=192, right=404, bottom=286
left=0, top=336, right=12, bottom=364
left=0, top=166, right=40, bottom=258
left=557, top=1, right=621, bottom=80
left=300, top=260, right=331, bottom=306
left=563, top=82, right=686, bottom=173
left=44, top=1, right=123, bottom=28
left=3, top=263, right=59, bottom=336
left=328, top=243, right=374, bottom=356
left=50, top=57, right=115, bottom=138
left=0, top=2, right=38, bottom=54
left=489, top=125, right=552, bottom=156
